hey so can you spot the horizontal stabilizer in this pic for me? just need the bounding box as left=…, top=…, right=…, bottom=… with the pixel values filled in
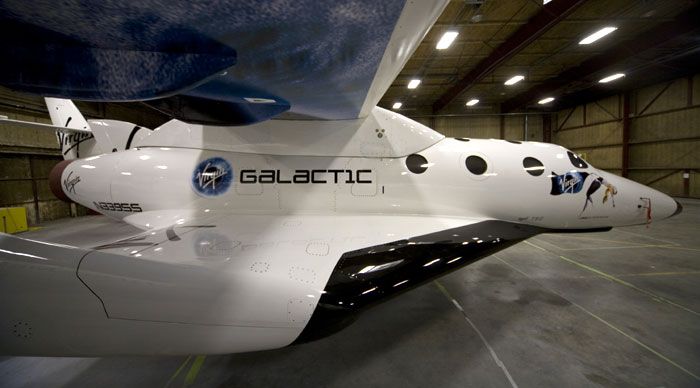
left=0, top=116, right=89, bottom=133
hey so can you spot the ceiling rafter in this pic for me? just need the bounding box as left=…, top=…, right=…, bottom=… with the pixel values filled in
left=431, top=0, right=587, bottom=113
left=500, top=4, right=700, bottom=112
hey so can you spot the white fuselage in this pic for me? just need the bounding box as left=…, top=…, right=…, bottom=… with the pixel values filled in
left=62, top=107, right=677, bottom=230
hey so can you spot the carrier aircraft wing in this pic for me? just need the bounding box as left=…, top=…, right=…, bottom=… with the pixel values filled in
left=0, top=0, right=449, bottom=125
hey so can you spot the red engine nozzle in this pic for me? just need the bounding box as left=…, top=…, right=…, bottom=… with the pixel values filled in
left=49, top=159, right=73, bottom=202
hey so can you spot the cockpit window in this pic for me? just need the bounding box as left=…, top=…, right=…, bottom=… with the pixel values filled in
left=523, top=157, right=544, bottom=176
left=465, top=155, right=487, bottom=175
left=567, top=151, right=588, bottom=169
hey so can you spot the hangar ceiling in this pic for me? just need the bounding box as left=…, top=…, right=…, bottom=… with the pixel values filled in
left=377, top=0, right=700, bottom=115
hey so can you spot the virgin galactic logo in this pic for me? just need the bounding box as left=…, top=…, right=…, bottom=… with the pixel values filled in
left=192, top=157, right=233, bottom=197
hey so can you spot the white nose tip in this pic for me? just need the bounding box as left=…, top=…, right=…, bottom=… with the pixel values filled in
left=652, top=192, right=681, bottom=221
left=671, top=200, right=683, bottom=218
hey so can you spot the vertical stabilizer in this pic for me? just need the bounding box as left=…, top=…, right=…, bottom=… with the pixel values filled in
left=45, top=98, right=90, bottom=131
left=44, top=98, right=101, bottom=159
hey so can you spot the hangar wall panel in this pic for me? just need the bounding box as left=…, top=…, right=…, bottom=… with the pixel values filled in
left=421, top=114, right=544, bottom=142
left=584, top=96, right=620, bottom=124
left=503, top=116, right=523, bottom=140
left=555, top=122, right=622, bottom=149
left=630, top=140, right=700, bottom=169
left=554, top=74, right=700, bottom=198
left=631, top=106, right=700, bottom=143
left=435, top=116, right=500, bottom=138
left=0, top=155, right=79, bottom=225
left=635, top=78, right=687, bottom=115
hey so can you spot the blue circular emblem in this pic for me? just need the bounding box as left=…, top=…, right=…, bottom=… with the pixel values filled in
left=191, top=157, right=233, bottom=197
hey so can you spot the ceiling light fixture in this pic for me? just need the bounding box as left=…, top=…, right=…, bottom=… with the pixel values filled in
left=599, top=73, right=626, bottom=83
left=579, top=26, right=617, bottom=45
left=538, top=97, right=555, bottom=104
left=436, top=31, right=459, bottom=50
left=466, top=99, right=479, bottom=106
left=407, top=79, right=421, bottom=89
left=392, top=102, right=402, bottom=109
left=504, top=75, right=524, bottom=86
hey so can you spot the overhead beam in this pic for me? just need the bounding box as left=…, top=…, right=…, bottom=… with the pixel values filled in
left=501, top=5, right=700, bottom=112
left=432, top=0, right=586, bottom=113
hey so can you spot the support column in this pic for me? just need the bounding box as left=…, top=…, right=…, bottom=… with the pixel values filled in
left=622, top=92, right=631, bottom=178
left=499, top=115, right=505, bottom=139
left=543, top=114, right=552, bottom=143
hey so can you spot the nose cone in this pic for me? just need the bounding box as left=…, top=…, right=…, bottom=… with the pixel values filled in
left=595, top=171, right=681, bottom=227
left=671, top=200, right=683, bottom=218
left=647, top=188, right=680, bottom=221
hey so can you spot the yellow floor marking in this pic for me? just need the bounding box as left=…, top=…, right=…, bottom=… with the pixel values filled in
left=557, top=244, right=674, bottom=251
left=540, top=234, right=653, bottom=246
left=662, top=246, right=700, bottom=252
left=524, top=241, right=700, bottom=317
left=164, top=355, right=191, bottom=388
left=494, top=256, right=699, bottom=381
left=524, top=240, right=547, bottom=251
left=615, top=229, right=680, bottom=246
left=184, top=355, right=207, bottom=387
left=617, top=271, right=700, bottom=277
left=533, top=235, right=699, bottom=252
left=574, top=271, right=700, bottom=279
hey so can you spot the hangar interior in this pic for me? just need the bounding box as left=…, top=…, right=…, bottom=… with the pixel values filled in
left=0, top=0, right=699, bottom=387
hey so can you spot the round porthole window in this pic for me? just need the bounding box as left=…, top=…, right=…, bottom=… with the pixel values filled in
left=465, top=155, right=487, bottom=175
left=522, top=157, right=544, bottom=176
left=406, top=154, right=429, bottom=174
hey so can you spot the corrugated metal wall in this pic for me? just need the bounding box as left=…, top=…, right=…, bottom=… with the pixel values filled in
left=415, top=113, right=545, bottom=142
left=554, top=74, right=699, bottom=198
left=0, top=154, right=86, bottom=225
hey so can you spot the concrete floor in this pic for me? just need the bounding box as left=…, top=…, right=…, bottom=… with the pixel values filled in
left=1, top=199, right=699, bottom=387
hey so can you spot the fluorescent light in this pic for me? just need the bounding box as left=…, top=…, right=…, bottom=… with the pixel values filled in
left=599, top=73, right=625, bottom=83
left=466, top=99, right=479, bottom=106
left=579, top=26, right=617, bottom=45
left=407, top=79, right=421, bottom=89
left=543, top=0, right=552, bottom=4
left=538, top=97, right=555, bottom=104
left=392, top=102, right=402, bottom=109
left=436, top=31, right=459, bottom=50
left=504, top=75, right=524, bottom=85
